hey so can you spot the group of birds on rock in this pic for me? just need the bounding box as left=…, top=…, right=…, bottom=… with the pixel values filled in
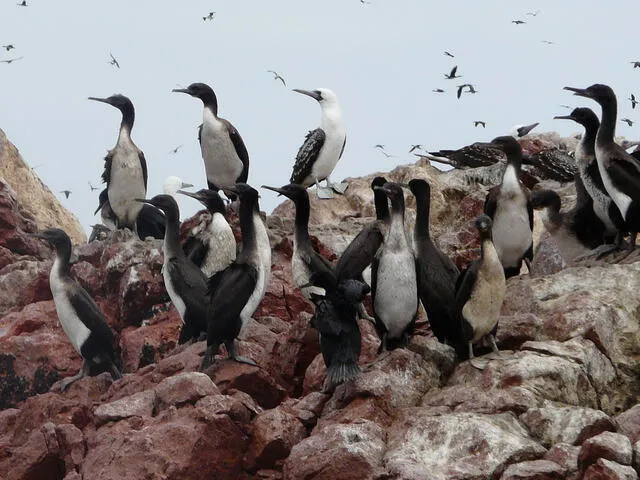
left=28, top=80, right=640, bottom=393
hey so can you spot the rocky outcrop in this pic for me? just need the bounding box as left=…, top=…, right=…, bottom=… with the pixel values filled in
left=2, top=132, right=640, bottom=479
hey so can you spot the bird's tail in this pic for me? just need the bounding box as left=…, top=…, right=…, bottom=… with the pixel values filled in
left=327, top=362, right=360, bottom=387
left=109, top=361, right=123, bottom=380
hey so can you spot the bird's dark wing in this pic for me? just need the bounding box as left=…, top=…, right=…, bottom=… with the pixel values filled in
left=301, top=247, right=336, bottom=284
left=339, top=136, right=347, bottom=160
left=166, top=256, right=209, bottom=308
left=183, top=237, right=207, bottom=267
left=101, top=150, right=113, bottom=184
left=484, top=186, right=500, bottom=220
left=450, top=66, right=458, bottom=76
left=68, top=284, right=117, bottom=360
left=197, top=123, right=203, bottom=146
left=95, top=188, right=109, bottom=215
left=454, top=260, right=479, bottom=341
left=222, top=119, right=250, bottom=183
left=606, top=155, right=640, bottom=203
left=336, top=222, right=384, bottom=281
left=290, top=129, right=325, bottom=184
left=311, top=299, right=346, bottom=337
left=138, top=150, right=148, bottom=191
left=524, top=186, right=534, bottom=231
left=136, top=205, right=165, bottom=239
left=457, top=85, right=463, bottom=99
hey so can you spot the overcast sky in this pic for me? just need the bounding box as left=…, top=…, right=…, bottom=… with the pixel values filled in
left=1, top=1, right=639, bottom=235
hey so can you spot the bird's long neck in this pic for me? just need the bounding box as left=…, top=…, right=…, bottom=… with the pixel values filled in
left=413, top=191, right=431, bottom=242
left=580, top=120, right=599, bottom=154
left=201, top=94, right=219, bottom=117
left=237, top=199, right=259, bottom=258
left=597, top=97, right=617, bottom=145
left=388, top=196, right=407, bottom=242
left=321, top=103, right=343, bottom=132
left=162, top=211, right=182, bottom=257
left=119, top=105, right=135, bottom=137
left=293, top=196, right=311, bottom=243
left=373, top=189, right=390, bottom=222
left=53, top=241, right=72, bottom=276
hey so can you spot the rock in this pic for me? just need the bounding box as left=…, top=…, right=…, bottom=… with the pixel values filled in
left=499, top=459, right=565, bottom=480
left=520, top=401, right=615, bottom=447
left=544, top=443, right=580, bottom=475
left=582, top=458, right=638, bottom=480
left=210, top=360, right=287, bottom=409
left=633, top=440, right=640, bottom=473
left=283, top=420, right=386, bottom=480
left=244, top=407, right=307, bottom=471
left=578, top=431, right=633, bottom=469
left=384, top=410, right=546, bottom=480
left=154, top=371, right=219, bottom=409
left=93, top=389, right=157, bottom=425
left=615, top=404, right=640, bottom=443
left=195, top=394, right=253, bottom=424
left=55, top=423, right=85, bottom=473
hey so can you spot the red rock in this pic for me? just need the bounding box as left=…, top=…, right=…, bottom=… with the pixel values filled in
left=499, top=459, right=565, bottom=480
left=70, top=261, right=104, bottom=299
left=282, top=391, right=330, bottom=428
left=0, top=259, right=51, bottom=316
left=582, top=458, right=638, bottom=480
left=93, top=389, right=157, bottom=425
left=195, top=393, right=253, bottom=424
left=55, top=423, right=85, bottom=473
left=578, top=431, right=633, bottom=470
left=302, top=353, right=326, bottom=395
left=209, top=361, right=287, bottom=409
left=544, top=443, right=580, bottom=475
left=244, top=407, right=307, bottom=470
left=155, top=371, right=219, bottom=409
left=615, top=404, right=640, bottom=443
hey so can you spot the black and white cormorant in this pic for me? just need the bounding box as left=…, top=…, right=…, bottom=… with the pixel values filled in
left=482, top=136, right=534, bottom=278
left=261, top=183, right=335, bottom=299
left=89, top=94, right=147, bottom=231
left=408, top=178, right=461, bottom=345
left=290, top=88, right=347, bottom=199
left=136, top=195, right=209, bottom=343
left=455, top=215, right=506, bottom=367
left=171, top=83, right=249, bottom=198
left=178, top=188, right=237, bottom=277
left=371, top=182, right=419, bottom=350
left=309, top=278, right=371, bottom=392
left=201, top=184, right=271, bottom=370
left=29, top=228, right=122, bottom=391
left=564, top=84, right=640, bottom=254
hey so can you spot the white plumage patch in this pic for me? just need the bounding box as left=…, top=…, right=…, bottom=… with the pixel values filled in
left=201, top=108, right=243, bottom=188
left=201, top=212, right=236, bottom=277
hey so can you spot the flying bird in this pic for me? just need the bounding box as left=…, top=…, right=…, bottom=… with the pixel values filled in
left=558, top=104, right=571, bottom=109
left=621, top=118, right=634, bottom=127
left=526, top=10, right=541, bottom=16
left=457, top=83, right=478, bottom=99
left=432, top=88, right=445, bottom=93
left=17, top=1, right=27, bottom=6
left=374, top=144, right=385, bottom=150
left=108, top=53, right=119, bottom=69
left=360, top=0, right=372, bottom=4
left=0, top=56, right=23, bottom=64
left=631, top=61, right=640, bottom=69
left=267, top=70, right=286, bottom=86
left=541, top=40, right=555, bottom=45
left=474, top=121, right=486, bottom=128
left=512, top=20, right=526, bottom=24
left=60, top=190, right=72, bottom=199
left=630, top=94, right=638, bottom=109
left=169, top=144, right=183, bottom=154
left=88, top=182, right=99, bottom=192
left=203, top=11, right=215, bottom=21
left=2, top=45, right=14, bottom=51
left=444, top=51, right=455, bottom=58
left=408, top=144, right=423, bottom=153
left=444, top=66, right=461, bottom=79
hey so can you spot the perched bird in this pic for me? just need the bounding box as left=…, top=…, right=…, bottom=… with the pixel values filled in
left=169, top=144, right=183, bottom=154
left=267, top=70, right=286, bottom=86
left=511, top=20, right=526, bottom=24
left=565, top=84, right=640, bottom=255
left=108, top=53, right=120, bottom=69
left=482, top=136, right=534, bottom=278
left=163, top=176, right=193, bottom=197
left=456, top=215, right=506, bottom=368
left=444, top=51, right=455, bottom=58
left=30, top=229, right=122, bottom=391
left=371, top=182, right=418, bottom=351
left=0, top=56, right=23, bottom=64
left=408, top=144, right=423, bottom=153
left=432, top=89, right=445, bottom=93
left=630, top=94, right=639, bottom=110
left=310, top=278, right=370, bottom=392
left=178, top=189, right=236, bottom=277
left=201, top=184, right=271, bottom=370
left=510, top=122, right=539, bottom=138
left=289, top=88, right=347, bottom=199
left=136, top=195, right=209, bottom=343
left=2, top=45, right=14, bottom=51
left=89, top=94, right=147, bottom=231
left=408, top=179, right=460, bottom=345
left=262, top=184, right=335, bottom=299
left=630, top=61, right=640, bottom=69
left=444, top=66, right=461, bottom=79
left=60, top=190, right=72, bottom=199
left=172, top=83, right=249, bottom=199
left=88, top=181, right=99, bottom=192
left=474, top=121, right=486, bottom=128
left=621, top=118, right=634, bottom=127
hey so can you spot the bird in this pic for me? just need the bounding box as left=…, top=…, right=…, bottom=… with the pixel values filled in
left=29, top=228, right=122, bottom=391
left=565, top=84, right=640, bottom=256
left=457, top=84, right=478, bottom=99
left=630, top=95, right=639, bottom=110
left=169, top=144, right=183, bottom=154
left=511, top=20, right=526, bottom=24
left=335, top=176, right=389, bottom=321
left=89, top=94, right=147, bottom=232
left=554, top=108, right=624, bottom=252
left=178, top=189, right=236, bottom=277
left=163, top=176, right=193, bottom=198
left=136, top=195, right=209, bottom=343
left=262, top=184, right=335, bottom=300
left=474, top=121, right=486, bottom=128
left=630, top=61, right=640, bottom=69
left=482, top=136, right=534, bottom=278
left=0, top=56, right=23, bottom=64
left=359, top=0, right=371, bottom=4
left=289, top=88, right=347, bottom=199
left=2, top=45, right=14, bottom=51
left=444, top=51, right=455, bottom=58
left=621, top=118, right=634, bottom=127
left=374, top=144, right=385, bottom=150
left=172, top=83, right=249, bottom=201
left=267, top=70, right=286, bottom=86
left=309, top=278, right=370, bottom=392
left=444, top=66, right=461, bottom=79
left=408, top=179, right=461, bottom=346
left=371, top=182, right=418, bottom=351
left=455, top=215, right=506, bottom=368
left=17, top=1, right=27, bottom=6
left=200, top=183, right=271, bottom=370
left=60, top=190, right=72, bottom=199
left=510, top=122, right=539, bottom=138
left=108, top=53, right=120, bottom=69
left=541, top=40, right=556, bottom=45
left=88, top=181, right=99, bottom=192
left=526, top=10, right=541, bottom=16
left=432, top=89, right=445, bottom=93
left=408, top=144, right=423, bottom=153
left=203, top=11, right=216, bottom=21
left=376, top=148, right=395, bottom=158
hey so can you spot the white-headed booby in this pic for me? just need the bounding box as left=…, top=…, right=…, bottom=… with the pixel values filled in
left=136, top=195, right=209, bottom=343
left=30, top=228, right=122, bottom=391
left=178, top=188, right=237, bottom=277
left=172, top=83, right=249, bottom=199
left=290, top=88, right=347, bottom=199
left=201, top=183, right=271, bottom=370
left=482, top=136, right=534, bottom=278
left=89, top=94, right=147, bottom=231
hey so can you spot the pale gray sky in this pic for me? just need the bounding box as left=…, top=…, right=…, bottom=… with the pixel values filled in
left=1, top=1, right=639, bottom=234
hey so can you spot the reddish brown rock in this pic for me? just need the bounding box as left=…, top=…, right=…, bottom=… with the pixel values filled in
left=499, top=460, right=565, bottom=480
left=93, top=389, right=157, bottom=425
left=615, top=404, right=640, bottom=443
left=544, top=443, right=580, bottom=475
left=154, top=371, right=219, bottom=409
left=0, top=259, right=51, bottom=316
left=210, top=361, right=287, bottom=409
left=195, top=393, right=254, bottom=424
left=582, top=458, right=638, bottom=480
left=578, top=431, right=633, bottom=470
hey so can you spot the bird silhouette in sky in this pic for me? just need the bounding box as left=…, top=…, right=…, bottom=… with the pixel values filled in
left=444, top=51, right=455, bottom=58
left=621, top=118, right=634, bottom=127
left=474, top=121, right=486, bottom=128
left=60, top=190, right=72, bottom=199
left=88, top=182, right=99, bottom=192
left=169, top=144, right=183, bottom=154
left=629, top=94, right=638, bottom=110
left=444, top=66, right=461, bottom=79
left=203, top=11, right=216, bottom=21
left=267, top=70, right=286, bottom=86
left=108, top=53, right=120, bottom=68
left=2, top=45, right=15, bottom=51
left=1, top=57, right=23, bottom=64
left=408, top=144, right=423, bottom=153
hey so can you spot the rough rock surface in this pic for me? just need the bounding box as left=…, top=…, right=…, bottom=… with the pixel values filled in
left=3, top=131, right=640, bottom=479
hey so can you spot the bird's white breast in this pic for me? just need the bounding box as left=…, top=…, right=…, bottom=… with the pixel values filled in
left=201, top=212, right=237, bottom=277
left=162, top=239, right=187, bottom=321
left=292, top=241, right=325, bottom=299
left=239, top=214, right=272, bottom=328
left=108, top=135, right=146, bottom=228
left=201, top=109, right=243, bottom=188
left=310, top=107, right=346, bottom=181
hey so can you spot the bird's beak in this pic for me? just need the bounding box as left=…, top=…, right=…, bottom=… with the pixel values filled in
left=180, top=182, right=194, bottom=189
left=518, top=122, right=540, bottom=136
left=176, top=190, right=200, bottom=200
left=553, top=115, right=574, bottom=120
left=171, top=88, right=191, bottom=95
left=293, top=89, right=322, bottom=101
left=564, top=86, right=590, bottom=98
left=261, top=185, right=285, bottom=196
left=88, top=97, right=112, bottom=105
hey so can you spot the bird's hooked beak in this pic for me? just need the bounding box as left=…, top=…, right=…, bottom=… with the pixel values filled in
left=517, top=122, right=539, bottom=137
left=553, top=114, right=574, bottom=120
left=176, top=190, right=201, bottom=200
left=180, top=182, right=194, bottom=189
left=293, top=89, right=322, bottom=101
left=88, top=96, right=112, bottom=105
left=564, top=86, right=591, bottom=98
left=261, top=185, right=285, bottom=196
left=171, top=88, right=191, bottom=95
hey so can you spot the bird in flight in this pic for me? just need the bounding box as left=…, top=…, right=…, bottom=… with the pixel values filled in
left=432, top=88, right=445, bottom=93
left=1, top=56, right=23, bottom=64
left=17, top=0, right=27, bottom=6
left=60, top=190, right=72, bottom=199
left=541, top=40, right=555, bottom=45
left=2, top=45, right=15, bottom=51
left=457, top=84, right=478, bottom=99
left=512, top=20, right=526, bottom=25
left=169, top=144, right=183, bottom=154
left=621, top=118, right=634, bottom=127
left=474, top=121, right=486, bottom=128
left=360, top=0, right=372, bottom=4
left=631, top=61, right=640, bottom=69
left=267, top=70, right=286, bottom=86
left=526, top=10, right=541, bottom=16
left=374, top=144, right=385, bottom=150
left=203, top=11, right=216, bottom=21
left=444, top=51, right=455, bottom=58
left=88, top=182, right=99, bottom=192
left=558, top=104, right=571, bottom=109
left=444, top=66, right=461, bottom=79
left=630, top=94, right=639, bottom=110
left=108, top=53, right=120, bottom=68
left=408, top=144, right=423, bottom=153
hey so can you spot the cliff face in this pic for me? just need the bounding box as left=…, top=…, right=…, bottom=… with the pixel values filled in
left=0, top=129, right=86, bottom=245
left=1, top=133, right=640, bottom=480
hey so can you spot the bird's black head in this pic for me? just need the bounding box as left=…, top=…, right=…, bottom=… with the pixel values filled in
left=172, top=83, right=217, bottom=106
left=224, top=183, right=259, bottom=207
left=178, top=189, right=226, bottom=215
left=474, top=214, right=492, bottom=234
left=88, top=94, right=134, bottom=113
left=370, top=176, right=387, bottom=190
left=261, top=183, right=308, bottom=203
left=408, top=178, right=431, bottom=199
left=530, top=189, right=561, bottom=212
left=553, top=107, right=600, bottom=130
left=564, top=84, right=616, bottom=105
left=29, top=228, right=72, bottom=253
left=374, top=181, right=404, bottom=200
left=136, top=194, right=180, bottom=220
left=336, top=279, right=371, bottom=304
